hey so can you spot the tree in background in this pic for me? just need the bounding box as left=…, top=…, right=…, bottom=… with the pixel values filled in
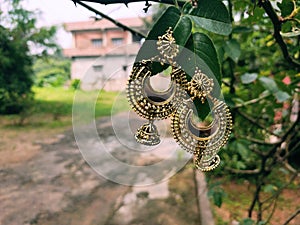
left=0, top=0, right=57, bottom=114
left=33, top=55, right=70, bottom=88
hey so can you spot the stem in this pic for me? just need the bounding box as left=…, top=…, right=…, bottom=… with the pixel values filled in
left=258, top=0, right=300, bottom=70
left=75, top=1, right=147, bottom=38
left=237, top=110, right=282, bottom=138
left=283, top=208, right=300, bottom=225
left=248, top=177, right=262, bottom=218
left=74, top=0, right=186, bottom=6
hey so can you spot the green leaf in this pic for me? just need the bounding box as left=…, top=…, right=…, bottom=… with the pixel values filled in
left=263, top=184, right=278, bottom=194
left=237, top=142, right=249, bottom=161
left=179, top=32, right=221, bottom=85
left=240, top=218, right=255, bottom=225
left=208, top=187, right=225, bottom=208
left=136, top=7, right=181, bottom=62
left=185, top=0, right=232, bottom=35
left=136, top=7, right=192, bottom=74
left=277, top=0, right=294, bottom=18
left=241, top=73, right=258, bottom=84
left=232, top=26, right=253, bottom=33
left=236, top=161, right=246, bottom=170
left=177, top=32, right=221, bottom=120
left=274, top=91, right=291, bottom=102
left=223, top=39, right=241, bottom=63
left=259, top=77, right=279, bottom=93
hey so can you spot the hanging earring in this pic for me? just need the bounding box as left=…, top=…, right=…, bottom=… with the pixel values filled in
left=171, top=68, right=232, bottom=171
left=135, top=120, right=160, bottom=146
left=187, top=67, right=214, bottom=103
left=127, top=27, right=187, bottom=146
left=127, top=60, right=186, bottom=121
left=126, top=61, right=187, bottom=146
left=157, top=27, right=179, bottom=64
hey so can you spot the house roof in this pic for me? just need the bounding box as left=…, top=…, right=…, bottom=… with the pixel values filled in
left=64, top=17, right=146, bottom=31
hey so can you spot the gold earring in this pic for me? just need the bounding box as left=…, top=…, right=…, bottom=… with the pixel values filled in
left=171, top=73, right=232, bottom=171
left=127, top=60, right=186, bottom=120
left=187, top=67, right=214, bottom=103
left=157, top=27, right=179, bottom=64
left=135, top=120, right=160, bottom=146
left=127, top=60, right=187, bottom=145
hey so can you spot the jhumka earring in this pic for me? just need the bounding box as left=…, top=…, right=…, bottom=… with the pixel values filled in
left=171, top=68, right=232, bottom=171
left=126, top=27, right=232, bottom=171
left=126, top=27, right=187, bottom=146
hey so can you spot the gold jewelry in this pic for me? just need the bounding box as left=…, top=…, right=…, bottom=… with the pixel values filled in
left=127, top=27, right=233, bottom=170
left=126, top=60, right=186, bottom=120
left=135, top=120, right=160, bottom=146
left=157, top=27, right=179, bottom=64
left=187, top=67, right=214, bottom=103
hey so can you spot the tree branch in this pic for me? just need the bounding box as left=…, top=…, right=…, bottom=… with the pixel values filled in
left=237, top=109, right=281, bottom=138
left=75, top=0, right=186, bottom=6
left=224, top=167, right=260, bottom=175
left=282, top=208, right=300, bottom=225
left=74, top=1, right=147, bottom=38
left=233, top=92, right=272, bottom=109
left=258, top=0, right=300, bottom=70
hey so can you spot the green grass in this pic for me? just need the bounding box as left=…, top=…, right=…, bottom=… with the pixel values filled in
left=0, top=87, right=128, bottom=128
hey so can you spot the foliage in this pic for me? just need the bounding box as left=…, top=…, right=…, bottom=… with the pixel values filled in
left=70, top=79, right=81, bottom=90
left=33, top=55, right=70, bottom=87
left=0, top=0, right=57, bottom=114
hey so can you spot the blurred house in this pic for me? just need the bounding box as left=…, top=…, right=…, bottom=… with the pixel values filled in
left=63, top=17, right=146, bottom=90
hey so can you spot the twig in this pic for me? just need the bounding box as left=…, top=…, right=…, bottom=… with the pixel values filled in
left=261, top=171, right=299, bottom=204
left=237, top=135, right=277, bottom=146
left=237, top=110, right=282, bottom=138
left=264, top=197, right=278, bottom=224
left=233, top=93, right=272, bottom=109
left=248, top=177, right=263, bottom=218
left=224, top=167, right=260, bottom=175
left=265, top=114, right=300, bottom=158
left=282, top=208, right=300, bottom=225
left=258, top=0, right=300, bottom=70
left=75, top=0, right=186, bottom=6
left=74, top=1, right=147, bottom=38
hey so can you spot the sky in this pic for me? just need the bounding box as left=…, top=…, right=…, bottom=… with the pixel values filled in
left=22, top=0, right=150, bottom=48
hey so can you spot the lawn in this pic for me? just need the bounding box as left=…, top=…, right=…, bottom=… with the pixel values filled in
left=0, top=86, right=128, bottom=166
left=0, top=86, right=128, bottom=128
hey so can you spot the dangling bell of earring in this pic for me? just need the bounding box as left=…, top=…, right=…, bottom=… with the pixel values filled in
left=195, top=154, right=221, bottom=172
left=135, top=120, right=160, bottom=146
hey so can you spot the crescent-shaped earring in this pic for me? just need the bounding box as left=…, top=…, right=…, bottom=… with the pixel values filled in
left=126, top=27, right=187, bottom=146
left=127, top=62, right=186, bottom=146
left=171, top=68, right=232, bottom=171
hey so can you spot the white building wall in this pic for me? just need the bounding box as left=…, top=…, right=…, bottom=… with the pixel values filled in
left=72, top=54, right=137, bottom=91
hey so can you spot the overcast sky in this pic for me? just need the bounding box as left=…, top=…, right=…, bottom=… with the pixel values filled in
left=23, top=0, right=150, bottom=48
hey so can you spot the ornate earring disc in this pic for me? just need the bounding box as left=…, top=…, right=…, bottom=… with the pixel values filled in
left=126, top=60, right=187, bottom=120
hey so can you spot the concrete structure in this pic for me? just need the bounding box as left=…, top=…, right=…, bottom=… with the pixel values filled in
left=63, top=18, right=146, bottom=90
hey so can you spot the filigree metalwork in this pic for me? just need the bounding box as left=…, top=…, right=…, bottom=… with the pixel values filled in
left=126, top=27, right=233, bottom=171
left=135, top=120, right=160, bottom=146
left=157, top=27, right=179, bottom=63
left=187, top=67, right=214, bottom=103
left=171, top=98, right=232, bottom=171
left=126, top=60, right=186, bottom=120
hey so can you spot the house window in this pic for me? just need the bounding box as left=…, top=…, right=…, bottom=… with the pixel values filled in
left=93, top=65, right=103, bottom=72
left=111, top=38, right=123, bottom=46
left=91, top=39, right=103, bottom=47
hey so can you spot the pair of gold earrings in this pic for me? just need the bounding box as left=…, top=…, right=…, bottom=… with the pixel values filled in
left=126, top=28, right=232, bottom=171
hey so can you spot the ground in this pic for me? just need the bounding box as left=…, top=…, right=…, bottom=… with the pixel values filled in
left=0, top=114, right=200, bottom=225
left=0, top=112, right=299, bottom=225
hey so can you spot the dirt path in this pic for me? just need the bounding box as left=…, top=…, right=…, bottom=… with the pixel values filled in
left=0, top=114, right=202, bottom=225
